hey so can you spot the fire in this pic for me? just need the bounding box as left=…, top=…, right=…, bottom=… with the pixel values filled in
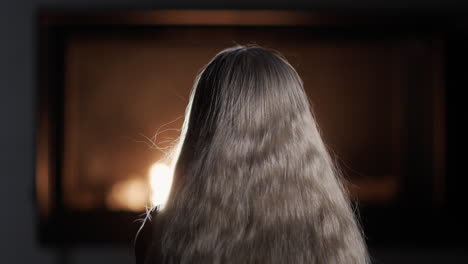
left=107, top=177, right=148, bottom=211
left=106, top=162, right=174, bottom=211
left=149, top=162, right=174, bottom=208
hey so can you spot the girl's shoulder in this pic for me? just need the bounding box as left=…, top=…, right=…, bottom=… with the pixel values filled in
left=134, top=207, right=163, bottom=264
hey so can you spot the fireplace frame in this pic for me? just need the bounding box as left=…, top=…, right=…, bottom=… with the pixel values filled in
left=36, top=9, right=467, bottom=246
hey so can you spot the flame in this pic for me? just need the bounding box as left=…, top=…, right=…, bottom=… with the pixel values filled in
left=107, top=177, right=148, bottom=211
left=149, top=162, right=174, bottom=208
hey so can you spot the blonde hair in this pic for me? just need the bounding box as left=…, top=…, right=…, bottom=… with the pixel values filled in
left=140, top=45, right=369, bottom=264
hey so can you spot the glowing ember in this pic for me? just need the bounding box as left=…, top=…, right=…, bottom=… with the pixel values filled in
left=149, top=163, right=174, bottom=208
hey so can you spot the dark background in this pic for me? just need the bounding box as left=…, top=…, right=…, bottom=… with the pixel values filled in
left=1, top=1, right=468, bottom=263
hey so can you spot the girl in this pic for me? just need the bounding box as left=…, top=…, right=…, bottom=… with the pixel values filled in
left=135, top=45, right=369, bottom=264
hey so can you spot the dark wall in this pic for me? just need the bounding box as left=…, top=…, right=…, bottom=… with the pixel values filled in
left=1, top=0, right=467, bottom=263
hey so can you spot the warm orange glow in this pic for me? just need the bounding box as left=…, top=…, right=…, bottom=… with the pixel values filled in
left=106, top=177, right=149, bottom=211
left=149, top=163, right=174, bottom=208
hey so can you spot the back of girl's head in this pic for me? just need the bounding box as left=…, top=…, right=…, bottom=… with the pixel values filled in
left=145, top=45, right=369, bottom=264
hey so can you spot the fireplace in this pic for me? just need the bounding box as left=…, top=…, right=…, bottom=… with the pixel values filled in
left=36, top=10, right=467, bottom=246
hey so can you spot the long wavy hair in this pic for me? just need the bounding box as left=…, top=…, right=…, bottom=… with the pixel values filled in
left=141, top=45, right=369, bottom=264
